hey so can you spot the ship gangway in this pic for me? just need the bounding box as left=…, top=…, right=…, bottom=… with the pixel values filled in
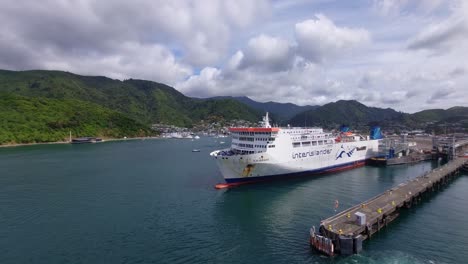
left=309, top=157, right=467, bottom=256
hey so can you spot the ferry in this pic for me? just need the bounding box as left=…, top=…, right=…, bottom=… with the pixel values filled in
left=210, top=113, right=382, bottom=185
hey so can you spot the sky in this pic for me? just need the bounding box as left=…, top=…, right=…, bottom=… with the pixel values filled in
left=1, top=0, right=467, bottom=113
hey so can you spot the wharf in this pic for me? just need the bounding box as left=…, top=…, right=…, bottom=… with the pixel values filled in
left=310, top=158, right=467, bottom=256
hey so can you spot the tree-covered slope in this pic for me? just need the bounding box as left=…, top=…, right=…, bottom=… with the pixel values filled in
left=289, top=100, right=403, bottom=127
left=212, top=96, right=317, bottom=124
left=0, top=70, right=260, bottom=127
left=400, top=106, right=468, bottom=130
left=410, top=107, right=468, bottom=123
left=0, top=93, right=152, bottom=144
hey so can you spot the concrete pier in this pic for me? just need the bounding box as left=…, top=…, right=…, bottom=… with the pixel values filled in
left=310, top=158, right=467, bottom=256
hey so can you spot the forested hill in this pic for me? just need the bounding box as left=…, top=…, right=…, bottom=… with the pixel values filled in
left=288, top=100, right=403, bottom=128
left=0, top=93, right=152, bottom=144
left=288, top=100, right=468, bottom=131
left=395, top=106, right=468, bottom=131
left=212, top=96, right=317, bottom=124
left=0, top=70, right=260, bottom=127
left=409, top=107, right=468, bottom=123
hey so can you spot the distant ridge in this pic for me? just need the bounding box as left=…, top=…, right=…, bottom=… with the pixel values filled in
left=288, top=100, right=468, bottom=131
left=288, top=100, right=403, bottom=128
left=211, top=96, right=318, bottom=124
left=397, top=106, right=468, bottom=132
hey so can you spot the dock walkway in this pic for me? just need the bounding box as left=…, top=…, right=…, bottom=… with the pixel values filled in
left=310, top=158, right=467, bottom=255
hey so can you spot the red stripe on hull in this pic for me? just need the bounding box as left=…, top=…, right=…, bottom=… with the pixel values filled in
left=323, top=161, right=365, bottom=173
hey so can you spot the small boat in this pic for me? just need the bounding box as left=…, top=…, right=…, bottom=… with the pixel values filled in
left=71, top=137, right=102, bottom=144
left=194, top=135, right=200, bottom=139
left=192, top=149, right=201, bottom=152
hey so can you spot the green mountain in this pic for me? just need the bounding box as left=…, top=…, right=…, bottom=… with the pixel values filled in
left=400, top=107, right=468, bottom=132
left=288, top=100, right=403, bottom=128
left=0, top=93, right=151, bottom=144
left=0, top=70, right=260, bottom=128
left=212, top=96, right=317, bottom=124
left=410, top=107, right=468, bottom=123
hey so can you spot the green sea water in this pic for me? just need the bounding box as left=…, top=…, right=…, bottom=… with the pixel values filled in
left=0, top=137, right=467, bottom=263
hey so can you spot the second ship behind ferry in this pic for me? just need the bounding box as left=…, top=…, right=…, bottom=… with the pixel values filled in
left=210, top=113, right=382, bottom=187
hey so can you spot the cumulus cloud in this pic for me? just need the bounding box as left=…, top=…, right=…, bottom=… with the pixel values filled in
left=177, top=6, right=467, bottom=113
left=1, top=0, right=467, bottom=113
left=0, top=0, right=270, bottom=83
left=177, top=67, right=222, bottom=97
left=238, top=34, right=294, bottom=71
left=177, top=57, right=339, bottom=106
left=295, top=14, right=371, bottom=63
left=48, top=42, right=194, bottom=84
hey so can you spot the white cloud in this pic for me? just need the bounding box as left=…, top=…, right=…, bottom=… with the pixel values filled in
left=1, top=0, right=467, bottom=113
left=177, top=3, right=468, bottom=113
left=43, top=42, right=193, bottom=84
left=0, top=0, right=271, bottom=78
left=238, top=34, right=294, bottom=71
left=177, top=67, right=222, bottom=97
left=407, top=1, right=468, bottom=53
left=295, top=14, right=371, bottom=63
left=227, top=51, right=244, bottom=71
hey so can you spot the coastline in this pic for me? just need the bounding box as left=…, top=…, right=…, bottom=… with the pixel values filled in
left=0, top=136, right=162, bottom=148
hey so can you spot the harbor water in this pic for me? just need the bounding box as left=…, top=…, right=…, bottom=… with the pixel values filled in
left=0, top=137, right=467, bottom=263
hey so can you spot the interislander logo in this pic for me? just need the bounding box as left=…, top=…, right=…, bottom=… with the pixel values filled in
left=292, top=148, right=332, bottom=159
left=335, top=145, right=356, bottom=160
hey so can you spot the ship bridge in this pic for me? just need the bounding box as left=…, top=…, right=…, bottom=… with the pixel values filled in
left=229, top=127, right=279, bottom=155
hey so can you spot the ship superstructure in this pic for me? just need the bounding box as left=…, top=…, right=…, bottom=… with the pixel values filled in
left=210, top=113, right=381, bottom=184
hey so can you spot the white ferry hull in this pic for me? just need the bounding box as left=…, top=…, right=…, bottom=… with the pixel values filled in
left=212, top=140, right=379, bottom=183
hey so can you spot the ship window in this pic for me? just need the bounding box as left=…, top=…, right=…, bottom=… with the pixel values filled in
left=302, top=141, right=311, bottom=146
left=318, top=140, right=323, bottom=145
left=268, top=145, right=275, bottom=148
left=312, top=141, right=317, bottom=146
left=292, top=142, right=300, bottom=148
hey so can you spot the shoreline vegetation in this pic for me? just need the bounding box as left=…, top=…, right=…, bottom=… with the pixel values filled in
left=0, top=136, right=162, bottom=148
